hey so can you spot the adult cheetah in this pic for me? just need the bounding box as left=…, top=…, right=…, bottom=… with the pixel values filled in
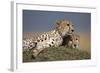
left=23, top=20, right=75, bottom=58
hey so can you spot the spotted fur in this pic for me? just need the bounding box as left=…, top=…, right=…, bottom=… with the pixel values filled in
left=62, top=33, right=80, bottom=48
left=23, top=20, right=75, bottom=57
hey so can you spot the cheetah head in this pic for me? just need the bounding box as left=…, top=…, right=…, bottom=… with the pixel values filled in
left=72, top=34, right=80, bottom=48
left=67, top=34, right=80, bottom=48
left=56, top=19, right=74, bottom=37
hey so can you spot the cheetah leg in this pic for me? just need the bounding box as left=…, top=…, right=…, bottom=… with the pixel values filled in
left=32, top=48, right=44, bottom=58
left=32, top=49, right=39, bottom=58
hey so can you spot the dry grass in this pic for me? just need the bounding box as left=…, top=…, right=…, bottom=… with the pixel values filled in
left=23, top=32, right=91, bottom=63
left=23, top=46, right=91, bottom=63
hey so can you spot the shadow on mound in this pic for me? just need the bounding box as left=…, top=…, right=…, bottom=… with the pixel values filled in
left=23, top=46, right=91, bottom=63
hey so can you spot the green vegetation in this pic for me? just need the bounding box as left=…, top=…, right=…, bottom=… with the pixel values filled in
left=23, top=46, right=91, bottom=63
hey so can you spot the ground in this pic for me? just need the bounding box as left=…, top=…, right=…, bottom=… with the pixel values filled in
left=23, top=46, right=91, bottom=63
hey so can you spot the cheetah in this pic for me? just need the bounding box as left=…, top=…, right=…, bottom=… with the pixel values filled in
left=23, top=20, right=75, bottom=58
left=62, top=33, right=80, bottom=48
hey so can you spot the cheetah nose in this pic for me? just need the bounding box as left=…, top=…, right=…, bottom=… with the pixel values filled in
left=71, top=30, right=74, bottom=32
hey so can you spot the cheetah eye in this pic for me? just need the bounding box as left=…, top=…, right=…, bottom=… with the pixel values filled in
left=70, top=40, right=72, bottom=41
left=67, top=24, right=69, bottom=26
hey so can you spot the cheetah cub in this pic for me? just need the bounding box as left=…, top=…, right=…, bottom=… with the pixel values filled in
left=62, top=33, right=80, bottom=48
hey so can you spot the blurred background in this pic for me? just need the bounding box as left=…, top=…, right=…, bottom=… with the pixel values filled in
left=23, top=10, right=91, bottom=53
